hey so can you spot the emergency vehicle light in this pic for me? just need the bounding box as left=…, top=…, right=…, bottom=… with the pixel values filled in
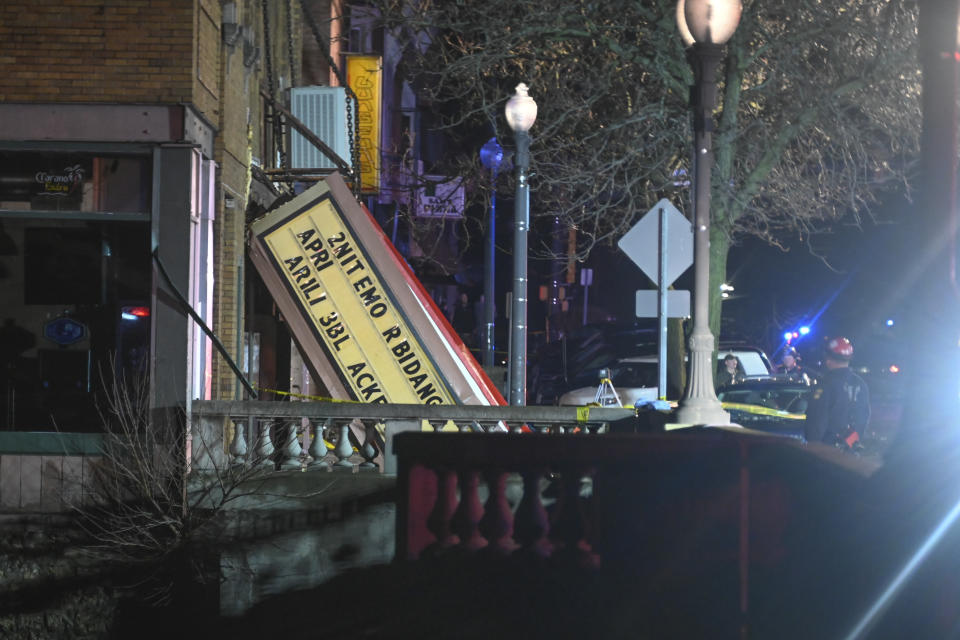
left=121, top=306, right=150, bottom=320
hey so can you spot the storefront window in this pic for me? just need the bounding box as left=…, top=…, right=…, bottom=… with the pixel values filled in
left=0, top=218, right=152, bottom=432
left=0, top=151, right=151, bottom=214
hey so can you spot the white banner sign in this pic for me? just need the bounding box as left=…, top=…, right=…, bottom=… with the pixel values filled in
left=415, top=175, right=465, bottom=218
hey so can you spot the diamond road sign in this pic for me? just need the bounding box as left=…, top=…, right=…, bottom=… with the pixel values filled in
left=617, top=199, right=693, bottom=286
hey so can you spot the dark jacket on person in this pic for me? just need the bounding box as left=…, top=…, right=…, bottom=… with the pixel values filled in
left=452, top=299, right=476, bottom=346
left=778, top=364, right=811, bottom=385
left=716, top=364, right=745, bottom=389
left=452, top=301, right=475, bottom=333
left=804, top=366, right=870, bottom=445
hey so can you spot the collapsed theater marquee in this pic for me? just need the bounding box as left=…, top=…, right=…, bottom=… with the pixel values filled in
left=248, top=172, right=504, bottom=406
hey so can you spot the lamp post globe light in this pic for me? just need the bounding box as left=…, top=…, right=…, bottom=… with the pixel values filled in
left=505, top=83, right=537, bottom=405
left=479, top=137, right=504, bottom=369
left=675, top=0, right=741, bottom=425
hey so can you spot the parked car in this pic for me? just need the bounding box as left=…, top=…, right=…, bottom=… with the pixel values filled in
left=528, top=322, right=658, bottom=404
left=557, top=355, right=659, bottom=407
left=557, top=345, right=776, bottom=407
left=717, top=380, right=812, bottom=440
left=715, top=344, right=775, bottom=380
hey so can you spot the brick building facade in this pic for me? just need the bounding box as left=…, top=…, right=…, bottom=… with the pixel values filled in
left=0, top=0, right=303, bottom=438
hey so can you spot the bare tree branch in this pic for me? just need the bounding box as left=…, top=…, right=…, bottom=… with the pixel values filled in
left=68, top=360, right=274, bottom=605
left=373, top=0, right=920, bottom=324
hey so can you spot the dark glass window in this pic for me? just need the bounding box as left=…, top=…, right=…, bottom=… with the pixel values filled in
left=0, top=219, right=151, bottom=431
left=24, top=227, right=101, bottom=305
left=0, top=151, right=151, bottom=213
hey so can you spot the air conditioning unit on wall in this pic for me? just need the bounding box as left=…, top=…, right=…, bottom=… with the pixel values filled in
left=290, top=86, right=353, bottom=170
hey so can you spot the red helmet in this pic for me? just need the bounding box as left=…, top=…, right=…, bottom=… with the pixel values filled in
left=826, top=336, right=853, bottom=361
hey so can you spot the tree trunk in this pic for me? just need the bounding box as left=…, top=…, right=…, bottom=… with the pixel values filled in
left=708, top=227, right=731, bottom=360
left=667, top=316, right=686, bottom=400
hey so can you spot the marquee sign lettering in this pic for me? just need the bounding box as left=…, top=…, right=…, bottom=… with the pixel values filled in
left=248, top=173, right=503, bottom=406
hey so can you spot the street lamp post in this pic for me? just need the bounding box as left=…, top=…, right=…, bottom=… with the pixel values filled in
left=675, top=0, right=741, bottom=425
left=479, top=137, right=504, bottom=369
left=505, top=83, right=537, bottom=406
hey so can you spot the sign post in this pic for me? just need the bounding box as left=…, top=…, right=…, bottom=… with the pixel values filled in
left=618, top=199, right=693, bottom=399
left=580, top=267, right=593, bottom=326
left=657, top=205, right=669, bottom=398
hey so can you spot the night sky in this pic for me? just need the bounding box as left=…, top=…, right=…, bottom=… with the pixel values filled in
left=578, top=190, right=914, bottom=372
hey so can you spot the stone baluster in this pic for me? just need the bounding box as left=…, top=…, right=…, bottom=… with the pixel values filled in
left=252, top=420, right=275, bottom=468
left=277, top=421, right=303, bottom=470
left=425, top=467, right=460, bottom=553
left=455, top=420, right=480, bottom=433
left=306, top=418, right=331, bottom=470
left=359, top=421, right=379, bottom=470
left=332, top=421, right=355, bottom=469
left=228, top=417, right=248, bottom=466
left=513, top=468, right=553, bottom=558
left=479, top=470, right=517, bottom=555
left=551, top=467, right=599, bottom=568
left=488, top=421, right=500, bottom=432
left=451, top=469, right=487, bottom=552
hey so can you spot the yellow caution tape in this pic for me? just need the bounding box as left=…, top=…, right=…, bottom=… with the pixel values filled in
left=253, top=388, right=459, bottom=436
left=721, top=402, right=805, bottom=420
left=254, top=387, right=361, bottom=403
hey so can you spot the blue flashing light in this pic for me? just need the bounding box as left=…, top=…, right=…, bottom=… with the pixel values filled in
left=886, top=319, right=895, bottom=327
left=479, top=137, right=504, bottom=173
left=784, top=331, right=793, bottom=341
left=799, top=326, right=810, bottom=335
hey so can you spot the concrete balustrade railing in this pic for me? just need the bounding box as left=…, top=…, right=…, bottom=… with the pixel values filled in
left=395, top=432, right=618, bottom=565
left=0, top=403, right=635, bottom=513
left=190, top=401, right=637, bottom=475
left=393, top=429, right=878, bottom=570
left=392, top=430, right=885, bottom=635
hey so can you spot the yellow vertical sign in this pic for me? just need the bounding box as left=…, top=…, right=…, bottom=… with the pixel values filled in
left=346, top=55, right=381, bottom=193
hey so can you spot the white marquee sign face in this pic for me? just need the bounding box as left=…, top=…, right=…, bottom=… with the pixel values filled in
left=247, top=172, right=505, bottom=407
left=415, top=175, right=465, bottom=218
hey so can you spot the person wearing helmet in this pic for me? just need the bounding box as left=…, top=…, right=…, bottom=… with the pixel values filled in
left=804, top=337, right=871, bottom=448
left=777, top=347, right=811, bottom=385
